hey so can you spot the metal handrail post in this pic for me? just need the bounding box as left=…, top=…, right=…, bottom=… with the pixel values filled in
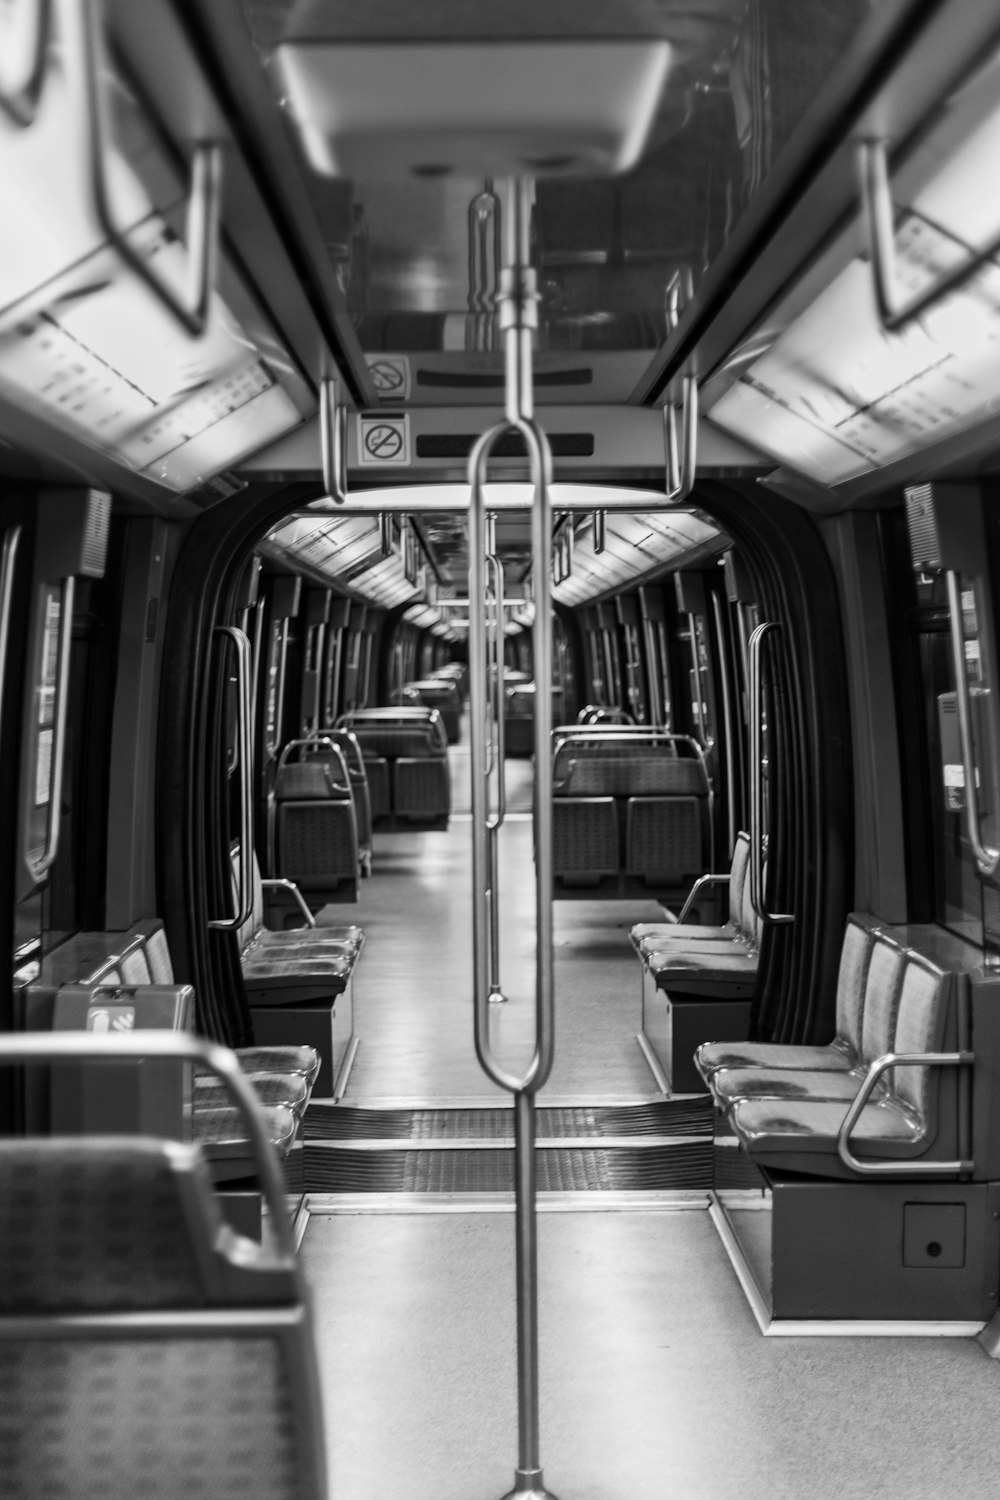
left=747, top=623, right=793, bottom=926
left=467, top=175, right=559, bottom=1500
left=945, top=570, right=1000, bottom=876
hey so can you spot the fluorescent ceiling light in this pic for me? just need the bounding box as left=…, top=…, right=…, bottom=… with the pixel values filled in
left=710, top=55, right=1000, bottom=486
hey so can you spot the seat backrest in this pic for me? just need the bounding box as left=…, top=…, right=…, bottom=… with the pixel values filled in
left=0, top=1131, right=327, bottom=1499
left=563, top=754, right=706, bottom=798
left=891, top=953, right=954, bottom=1128
left=859, top=934, right=907, bottom=1067
left=831, top=916, right=877, bottom=1054
left=275, top=760, right=350, bottom=802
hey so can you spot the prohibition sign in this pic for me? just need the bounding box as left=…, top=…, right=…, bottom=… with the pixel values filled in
left=363, top=422, right=405, bottom=461
left=368, top=359, right=407, bottom=395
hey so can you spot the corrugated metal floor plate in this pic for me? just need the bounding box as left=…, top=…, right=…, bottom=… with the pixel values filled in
left=301, top=1142, right=717, bottom=1192
left=303, top=1096, right=713, bottom=1141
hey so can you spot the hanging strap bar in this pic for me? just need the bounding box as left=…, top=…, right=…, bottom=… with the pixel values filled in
left=469, top=417, right=554, bottom=1089
left=82, top=0, right=221, bottom=337
left=320, top=376, right=349, bottom=504
left=945, top=570, right=1000, bottom=877
left=747, top=622, right=794, bottom=926
left=0, top=0, right=51, bottom=126
left=858, top=138, right=1000, bottom=335
left=663, top=374, right=699, bottom=505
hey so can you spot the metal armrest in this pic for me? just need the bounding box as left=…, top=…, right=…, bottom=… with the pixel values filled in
left=836, top=1049, right=975, bottom=1177
left=261, top=877, right=316, bottom=928
left=678, top=872, right=731, bottom=924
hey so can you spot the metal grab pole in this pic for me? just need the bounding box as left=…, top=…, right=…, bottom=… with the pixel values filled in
left=747, top=623, right=794, bottom=926
left=467, top=176, right=559, bottom=1500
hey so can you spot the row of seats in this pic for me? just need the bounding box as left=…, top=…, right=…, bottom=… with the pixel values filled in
left=697, top=914, right=972, bottom=1179
left=234, top=845, right=364, bottom=1095
left=552, top=731, right=711, bottom=896
left=630, top=831, right=760, bottom=995
left=25, top=921, right=317, bottom=1186
left=337, top=706, right=451, bottom=826
left=396, top=676, right=462, bottom=741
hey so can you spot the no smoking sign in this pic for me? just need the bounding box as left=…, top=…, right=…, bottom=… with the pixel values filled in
left=358, top=413, right=411, bottom=466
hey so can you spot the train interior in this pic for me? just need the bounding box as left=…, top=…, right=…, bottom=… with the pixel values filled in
left=5, top=1, right=1000, bottom=1496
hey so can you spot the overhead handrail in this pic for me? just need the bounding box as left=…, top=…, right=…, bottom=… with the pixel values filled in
left=858, top=138, right=1000, bottom=335
left=747, top=622, right=793, bottom=925
left=945, top=569, right=1000, bottom=877
left=0, top=527, right=22, bottom=748
left=320, top=375, right=349, bottom=504
left=81, top=0, right=221, bottom=336
left=0, top=1031, right=298, bottom=1257
left=665, top=264, right=693, bottom=333
left=467, top=179, right=501, bottom=352
left=379, top=512, right=393, bottom=556
left=209, top=626, right=254, bottom=931
left=26, top=575, right=74, bottom=884
left=663, top=373, right=698, bottom=506
left=0, top=0, right=51, bottom=126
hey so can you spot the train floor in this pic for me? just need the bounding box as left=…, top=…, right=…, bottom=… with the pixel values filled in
left=293, top=772, right=1000, bottom=1500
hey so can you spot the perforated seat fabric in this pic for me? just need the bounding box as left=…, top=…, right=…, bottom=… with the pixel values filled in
left=626, top=796, right=704, bottom=879
left=0, top=1139, right=213, bottom=1311
left=274, top=799, right=358, bottom=885
left=0, top=1132, right=327, bottom=1498
left=275, top=761, right=351, bottom=800
left=0, top=1338, right=308, bottom=1500
left=553, top=798, right=619, bottom=874
left=562, top=755, right=707, bottom=797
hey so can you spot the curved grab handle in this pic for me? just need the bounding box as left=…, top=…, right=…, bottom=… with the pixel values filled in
left=469, top=416, right=554, bottom=1095
left=747, top=622, right=793, bottom=925
left=82, top=0, right=221, bottom=336
left=836, top=1048, right=975, bottom=1177
left=209, top=627, right=254, bottom=931
left=663, top=375, right=699, bottom=505
left=27, top=575, right=74, bottom=884
left=320, top=376, right=348, bottom=504
left=945, top=570, right=1000, bottom=876
left=0, top=1030, right=298, bottom=1257
left=0, top=0, right=51, bottom=126
left=593, top=509, right=606, bottom=555
left=858, top=138, right=1000, bottom=335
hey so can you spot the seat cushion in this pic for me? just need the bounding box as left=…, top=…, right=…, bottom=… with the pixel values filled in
left=695, top=1038, right=855, bottom=1078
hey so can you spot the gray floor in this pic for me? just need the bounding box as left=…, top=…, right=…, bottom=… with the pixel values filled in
left=301, top=774, right=1000, bottom=1500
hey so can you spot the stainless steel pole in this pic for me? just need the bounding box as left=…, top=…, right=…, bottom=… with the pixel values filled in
left=467, top=177, right=559, bottom=1500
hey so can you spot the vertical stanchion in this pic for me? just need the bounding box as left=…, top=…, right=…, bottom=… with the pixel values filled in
left=467, top=177, right=559, bottom=1500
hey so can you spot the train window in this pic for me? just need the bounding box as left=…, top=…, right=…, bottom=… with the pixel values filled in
left=888, top=496, right=1000, bottom=959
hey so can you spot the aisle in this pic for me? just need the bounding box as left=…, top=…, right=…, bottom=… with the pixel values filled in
left=343, top=815, right=663, bottom=1102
